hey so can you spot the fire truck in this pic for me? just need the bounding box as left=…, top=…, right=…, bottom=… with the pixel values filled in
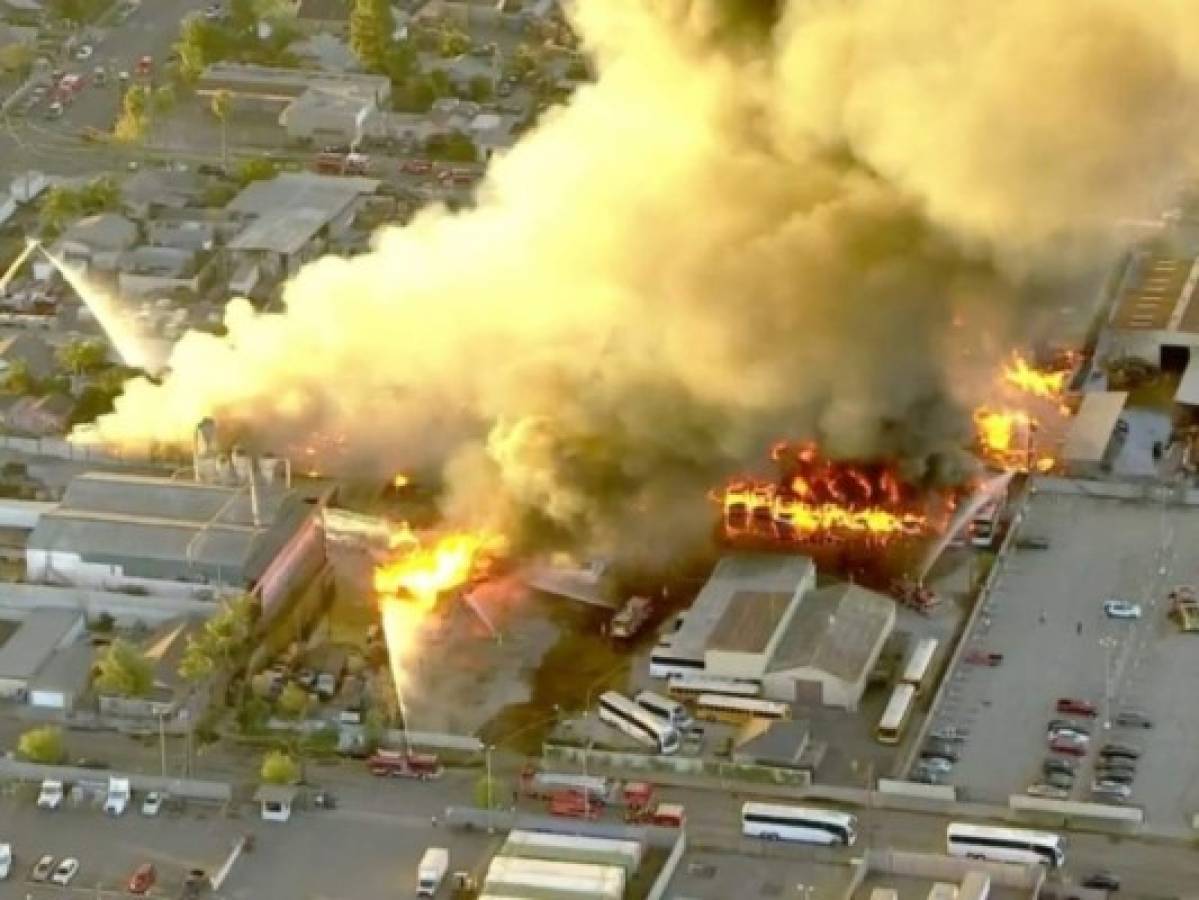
left=547, top=790, right=602, bottom=820
left=609, top=596, right=652, bottom=640
left=367, top=749, right=443, bottom=780
left=619, top=781, right=685, bottom=826
left=519, top=768, right=613, bottom=803
left=890, top=576, right=940, bottom=615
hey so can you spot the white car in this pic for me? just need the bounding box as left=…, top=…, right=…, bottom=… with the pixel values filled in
left=31, top=854, right=55, bottom=882
left=36, top=779, right=64, bottom=810
left=1048, top=726, right=1090, bottom=744
left=1026, top=783, right=1069, bottom=800
left=141, top=791, right=164, bottom=816
left=1092, top=781, right=1132, bottom=801
left=1104, top=599, right=1142, bottom=619
left=74, top=44, right=93, bottom=60
left=51, top=857, right=79, bottom=886
left=0, top=842, right=11, bottom=879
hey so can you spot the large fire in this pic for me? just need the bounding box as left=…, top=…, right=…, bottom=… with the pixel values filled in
left=1002, top=352, right=1069, bottom=399
left=373, top=525, right=501, bottom=711
left=720, top=442, right=931, bottom=543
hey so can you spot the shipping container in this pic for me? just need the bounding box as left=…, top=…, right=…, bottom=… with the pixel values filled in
left=502, top=830, right=641, bottom=874
left=483, top=856, right=624, bottom=900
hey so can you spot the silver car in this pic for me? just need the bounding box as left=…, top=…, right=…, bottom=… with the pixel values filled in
left=1091, top=780, right=1132, bottom=801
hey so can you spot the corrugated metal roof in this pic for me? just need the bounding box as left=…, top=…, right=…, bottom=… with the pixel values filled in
left=1063, top=391, right=1128, bottom=463
left=0, top=609, right=83, bottom=681
left=769, top=583, right=894, bottom=682
left=27, top=641, right=94, bottom=695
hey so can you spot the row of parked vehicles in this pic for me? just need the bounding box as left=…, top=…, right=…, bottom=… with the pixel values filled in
left=1027, top=697, right=1150, bottom=803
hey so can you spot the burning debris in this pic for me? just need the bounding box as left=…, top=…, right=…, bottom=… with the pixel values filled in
left=720, top=442, right=937, bottom=545
left=1002, top=352, right=1071, bottom=400
left=372, top=524, right=504, bottom=715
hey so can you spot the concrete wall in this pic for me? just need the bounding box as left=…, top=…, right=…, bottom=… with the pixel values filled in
left=1008, top=793, right=1143, bottom=825
left=544, top=743, right=811, bottom=790
left=878, top=779, right=957, bottom=802
left=859, top=849, right=1043, bottom=892
left=0, top=581, right=217, bottom=626
left=705, top=647, right=772, bottom=681
left=0, top=758, right=232, bottom=802
left=0, top=499, right=54, bottom=528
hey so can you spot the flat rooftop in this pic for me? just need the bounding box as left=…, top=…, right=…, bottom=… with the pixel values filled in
left=0, top=609, right=82, bottom=681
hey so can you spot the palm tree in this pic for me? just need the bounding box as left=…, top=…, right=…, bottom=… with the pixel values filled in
left=211, top=89, right=231, bottom=173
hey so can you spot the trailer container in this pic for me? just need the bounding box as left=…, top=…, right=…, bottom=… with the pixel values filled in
left=483, top=856, right=624, bottom=900
left=502, top=830, right=641, bottom=874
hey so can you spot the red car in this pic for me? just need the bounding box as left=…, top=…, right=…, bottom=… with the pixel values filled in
left=401, top=159, right=431, bottom=175
left=127, top=862, right=156, bottom=894
left=135, top=55, right=153, bottom=76
left=1055, top=697, right=1097, bottom=717
left=1049, top=738, right=1087, bottom=757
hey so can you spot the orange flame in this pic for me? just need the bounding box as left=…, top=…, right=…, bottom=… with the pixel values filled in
left=1002, top=352, right=1069, bottom=399
left=720, top=443, right=930, bottom=542
left=373, top=526, right=502, bottom=698
left=393, top=473, right=410, bottom=489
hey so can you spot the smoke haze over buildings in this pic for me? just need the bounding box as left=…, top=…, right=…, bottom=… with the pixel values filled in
left=90, top=0, right=1199, bottom=560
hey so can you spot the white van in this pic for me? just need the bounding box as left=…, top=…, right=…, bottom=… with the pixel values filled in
left=417, top=847, right=448, bottom=897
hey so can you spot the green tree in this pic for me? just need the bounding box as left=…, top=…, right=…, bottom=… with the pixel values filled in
left=424, top=130, right=476, bottom=163
left=235, top=157, right=278, bottom=185
left=178, top=636, right=217, bottom=683
left=0, top=43, right=35, bottom=76
left=276, top=682, right=309, bottom=719
left=78, top=176, right=119, bottom=214
left=56, top=338, right=108, bottom=376
left=237, top=694, right=270, bottom=732
left=17, top=726, right=65, bottom=764
left=114, top=84, right=150, bottom=143
left=152, top=84, right=176, bottom=115
left=176, top=17, right=214, bottom=82
left=474, top=774, right=504, bottom=810
left=509, top=43, right=539, bottom=78
left=38, top=185, right=82, bottom=236
left=438, top=29, right=469, bottom=58
left=260, top=749, right=300, bottom=784
left=228, top=0, right=256, bottom=32
left=210, top=89, right=232, bottom=172
left=93, top=639, right=154, bottom=697
left=349, top=0, right=393, bottom=72
left=466, top=75, right=492, bottom=103
left=3, top=360, right=35, bottom=395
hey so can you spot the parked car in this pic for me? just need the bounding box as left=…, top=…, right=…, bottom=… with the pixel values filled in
left=1081, top=872, right=1121, bottom=891
left=922, top=742, right=959, bottom=762
left=928, top=726, right=968, bottom=742
left=1056, top=697, right=1098, bottom=716
left=1093, top=769, right=1134, bottom=785
left=1100, top=743, right=1142, bottom=760
left=127, top=862, right=156, bottom=894
left=74, top=43, right=93, bottom=60
left=135, top=55, right=153, bottom=76
left=1026, top=783, right=1069, bottom=800
left=51, top=858, right=79, bottom=886
left=1046, top=771, right=1074, bottom=790
left=1104, top=599, right=1142, bottom=619
left=31, top=855, right=55, bottom=882
left=1115, top=710, right=1153, bottom=728
left=1043, top=757, right=1077, bottom=776
left=1049, top=739, right=1088, bottom=757
left=141, top=791, right=164, bottom=816
left=1091, top=780, right=1132, bottom=800
left=1047, top=719, right=1090, bottom=736
left=916, top=755, right=954, bottom=773
left=1048, top=726, right=1090, bottom=744
left=44, top=101, right=64, bottom=119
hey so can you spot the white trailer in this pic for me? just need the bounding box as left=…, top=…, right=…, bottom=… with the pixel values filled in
left=417, top=847, right=448, bottom=897
left=521, top=771, right=614, bottom=801
left=483, top=856, right=624, bottom=900
left=502, top=830, right=642, bottom=874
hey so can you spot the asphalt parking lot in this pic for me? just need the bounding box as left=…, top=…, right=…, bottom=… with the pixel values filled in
left=667, top=848, right=848, bottom=899
left=923, top=482, right=1199, bottom=826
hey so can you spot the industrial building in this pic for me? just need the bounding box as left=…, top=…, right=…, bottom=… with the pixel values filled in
left=1061, top=390, right=1129, bottom=476
left=652, top=554, right=894, bottom=710
left=0, top=608, right=85, bottom=701
left=26, top=470, right=327, bottom=610
left=1102, top=251, right=1199, bottom=405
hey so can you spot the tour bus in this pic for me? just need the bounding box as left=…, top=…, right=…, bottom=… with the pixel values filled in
left=946, top=822, right=1065, bottom=868
left=634, top=690, right=692, bottom=728
left=741, top=802, right=857, bottom=846
left=876, top=683, right=917, bottom=745
left=695, top=694, right=791, bottom=725
left=649, top=643, right=705, bottom=680
left=598, top=691, right=680, bottom=754
left=667, top=675, right=760, bottom=701
left=900, top=637, right=940, bottom=693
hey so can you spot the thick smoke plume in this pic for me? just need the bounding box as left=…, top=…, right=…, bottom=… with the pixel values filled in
left=90, top=0, right=1199, bottom=561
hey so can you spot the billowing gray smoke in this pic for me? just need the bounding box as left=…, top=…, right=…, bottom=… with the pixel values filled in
left=90, top=0, right=1199, bottom=561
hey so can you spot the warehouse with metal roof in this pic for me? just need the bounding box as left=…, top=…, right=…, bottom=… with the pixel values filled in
left=0, top=608, right=85, bottom=700
left=26, top=472, right=327, bottom=608
left=764, top=583, right=896, bottom=710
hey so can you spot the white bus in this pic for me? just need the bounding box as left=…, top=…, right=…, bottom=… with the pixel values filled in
left=946, top=822, right=1064, bottom=869
left=741, top=802, right=857, bottom=846
left=900, top=637, right=939, bottom=693
left=598, top=691, right=680, bottom=754
left=649, top=644, right=705, bottom=680
left=696, top=694, right=791, bottom=725
left=666, top=675, right=760, bottom=700
left=876, top=683, right=917, bottom=745
left=634, top=690, right=692, bottom=728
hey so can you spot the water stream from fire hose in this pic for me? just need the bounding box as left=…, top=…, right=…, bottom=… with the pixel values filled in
left=0, top=239, right=40, bottom=295
left=917, top=469, right=1015, bottom=581
left=38, top=245, right=162, bottom=374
